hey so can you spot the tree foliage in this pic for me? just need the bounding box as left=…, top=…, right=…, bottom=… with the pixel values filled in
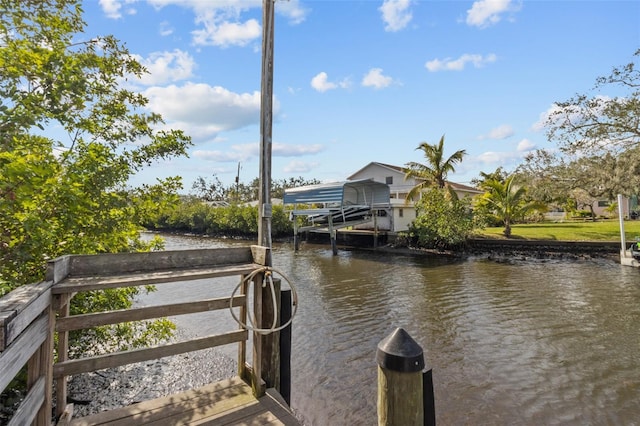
left=145, top=199, right=293, bottom=238
left=190, top=174, right=321, bottom=204
left=545, top=49, right=640, bottom=154
left=408, top=188, right=476, bottom=249
left=404, top=134, right=466, bottom=201
left=475, top=175, right=546, bottom=237
left=0, top=1, right=189, bottom=348
left=516, top=147, right=640, bottom=217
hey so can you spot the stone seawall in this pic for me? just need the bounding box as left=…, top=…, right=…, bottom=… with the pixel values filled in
left=301, top=230, right=622, bottom=262
left=464, top=238, right=621, bottom=262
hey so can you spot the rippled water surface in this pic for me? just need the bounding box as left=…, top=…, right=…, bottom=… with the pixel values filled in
left=144, top=233, right=640, bottom=425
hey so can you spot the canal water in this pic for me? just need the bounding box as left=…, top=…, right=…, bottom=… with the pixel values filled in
left=142, top=233, right=640, bottom=425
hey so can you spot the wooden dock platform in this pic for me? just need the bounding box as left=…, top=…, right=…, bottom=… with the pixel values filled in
left=1, top=247, right=298, bottom=426
left=65, top=377, right=299, bottom=426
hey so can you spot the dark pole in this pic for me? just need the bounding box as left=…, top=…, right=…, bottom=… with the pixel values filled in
left=258, top=0, right=275, bottom=266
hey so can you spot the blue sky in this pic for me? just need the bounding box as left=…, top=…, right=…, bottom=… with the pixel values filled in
left=83, top=0, right=639, bottom=190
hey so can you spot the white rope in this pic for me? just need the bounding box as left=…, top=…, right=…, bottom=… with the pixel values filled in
left=229, top=266, right=298, bottom=335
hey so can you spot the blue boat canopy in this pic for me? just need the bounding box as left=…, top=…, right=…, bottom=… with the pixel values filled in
left=283, top=179, right=390, bottom=208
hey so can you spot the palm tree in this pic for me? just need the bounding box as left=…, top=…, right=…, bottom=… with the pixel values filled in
left=403, top=135, right=467, bottom=201
left=476, top=175, right=546, bottom=237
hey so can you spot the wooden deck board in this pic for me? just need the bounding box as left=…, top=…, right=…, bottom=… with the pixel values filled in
left=68, top=377, right=299, bottom=426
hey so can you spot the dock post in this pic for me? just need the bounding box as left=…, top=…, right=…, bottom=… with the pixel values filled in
left=279, top=289, right=292, bottom=405
left=261, top=278, right=281, bottom=390
left=328, top=216, right=337, bottom=255
left=377, top=327, right=433, bottom=426
left=293, top=215, right=299, bottom=251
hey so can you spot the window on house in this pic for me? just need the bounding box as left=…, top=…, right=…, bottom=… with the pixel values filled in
left=597, top=200, right=610, bottom=207
left=399, top=208, right=403, bottom=217
left=385, top=176, right=393, bottom=185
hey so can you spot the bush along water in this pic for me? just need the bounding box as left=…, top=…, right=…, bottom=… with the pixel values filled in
left=143, top=198, right=294, bottom=239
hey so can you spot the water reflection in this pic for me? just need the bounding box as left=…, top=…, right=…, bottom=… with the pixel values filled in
left=145, top=233, right=640, bottom=425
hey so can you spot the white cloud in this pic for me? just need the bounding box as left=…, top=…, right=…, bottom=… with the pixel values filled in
left=134, top=49, right=195, bottom=86
left=143, top=83, right=276, bottom=142
left=99, top=0, right=137, bottom=19
left=473, top=138, right=536, bottom=169
left=476, top=150, right=519, bottom=164
left=159, top=21, right=174, bottom=36
left=283, top=160, right=320, bottom=173
left=466, top=0, right=520, bottom=29
left=425, top=53, right=497, bottom=72
left=193, top=15, right=261, bottom=48
left=379, top=0, right=413, bottom=32
left=480, top=124, right=514, bottom=140
left=311, top=72, right=350, bottom=92
left=194, top=143, right=324, bottom=164
left=193, top=144, right=257, bottom=163
left=362, top=68, right=393, bottom=90
left=277, top=0, right=308, bottom=25
left=517, top=138, right=536, bottom=152
left=147, top=0, right=308, bottom=46
left=273, top=143, right=324, bottom=157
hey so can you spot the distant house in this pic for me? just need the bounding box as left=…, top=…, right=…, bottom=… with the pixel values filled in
left=590, top=195, right=638, bottom=219
left=347, top=162, right=482, bottom=232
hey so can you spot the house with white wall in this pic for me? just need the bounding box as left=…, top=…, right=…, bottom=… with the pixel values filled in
left=347, top=162, right=483, bottom=232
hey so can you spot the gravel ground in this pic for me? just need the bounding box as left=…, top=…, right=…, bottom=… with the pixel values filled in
left=66, top=334, right=237, bottom=419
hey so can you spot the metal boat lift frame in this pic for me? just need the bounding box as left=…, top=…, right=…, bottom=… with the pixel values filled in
left=284, top=179, right=390, bottom=255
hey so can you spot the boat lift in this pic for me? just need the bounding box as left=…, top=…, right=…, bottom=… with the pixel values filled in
left=284, top=179, right=390, bottom=255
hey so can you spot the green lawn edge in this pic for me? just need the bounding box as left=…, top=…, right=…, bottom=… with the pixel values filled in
left=474, top=220, right=640, bottom=242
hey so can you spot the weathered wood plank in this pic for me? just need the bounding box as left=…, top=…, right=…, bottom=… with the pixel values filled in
left=69, top=377, right=252, bottom=426
left=54, top=329, right=248, bottom=377
left=67, top=377, right=299, bottom=426
left=136, top=383, right=257, bottom=426
left=1, top=286, right=51, bottom=351
left=53, top=248, right=254, bottom=278
left=36, top=302, right=55, bottom=424
left=56, top=295, right=246, bottom=332
left=0, top=313, right=48, bottom=392
left=7, top=375, right=45, bottom=426
left=251, top=245, right=270, bottom=266
left=52, top=263, right=260, bottom=294
left=56, top=294, right=72, bottom=419
left=57, top=404, right=75, bottom=426
left=237, top=277, right=249, bottom=382
left=0, top=281, right=52, bottom=350
left=262, top=389, right=301, bottom=426
left=46, top=254, right=72, bottom=283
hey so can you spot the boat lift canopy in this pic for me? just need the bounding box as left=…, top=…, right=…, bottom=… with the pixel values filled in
left=284, top=179, right=390, bottom=211
left=284, top=179, right=391, bottom=254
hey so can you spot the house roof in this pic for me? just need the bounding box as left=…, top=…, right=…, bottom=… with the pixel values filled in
left=347, top=162, right=402, bottom=180
left=347, top=161, right=482, bottom=194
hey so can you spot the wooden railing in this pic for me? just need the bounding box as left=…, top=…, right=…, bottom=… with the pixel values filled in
left=0, top=245, right=281, bottom=425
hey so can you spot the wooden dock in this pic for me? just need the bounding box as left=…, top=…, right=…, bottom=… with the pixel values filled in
left=1, top=246, right=299, bottom=426
left=64, top=377, right=299, bottom=426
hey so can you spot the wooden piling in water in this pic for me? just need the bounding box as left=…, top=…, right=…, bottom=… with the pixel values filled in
left=376, top=327, right=428, bottom=426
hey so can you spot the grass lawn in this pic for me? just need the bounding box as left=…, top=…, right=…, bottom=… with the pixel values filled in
left=475, top=219, right=640, bottom=242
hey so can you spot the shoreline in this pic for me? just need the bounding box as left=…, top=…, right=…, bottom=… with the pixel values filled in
left=66, top=330, right=237, bottom=419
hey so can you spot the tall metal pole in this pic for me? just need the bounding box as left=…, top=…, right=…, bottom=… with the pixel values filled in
left=259, top=0, right=275, bottom=265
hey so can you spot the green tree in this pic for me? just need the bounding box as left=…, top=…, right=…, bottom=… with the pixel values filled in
left=191, top=175, right=227, bottom=202
left=475, top=175, right=546, bottom=237
left=0, top=0, right=189, bottom=346
left=408, top=188, right=476, bottom=249
left=272, top=176, right=321, bottom=199
left=403, top=134, right=466, bottom=200
left=545, top=49, right=640, bottom=154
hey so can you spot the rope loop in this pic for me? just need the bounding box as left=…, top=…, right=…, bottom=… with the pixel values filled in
left=229, top=265, right=298, bottom=335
